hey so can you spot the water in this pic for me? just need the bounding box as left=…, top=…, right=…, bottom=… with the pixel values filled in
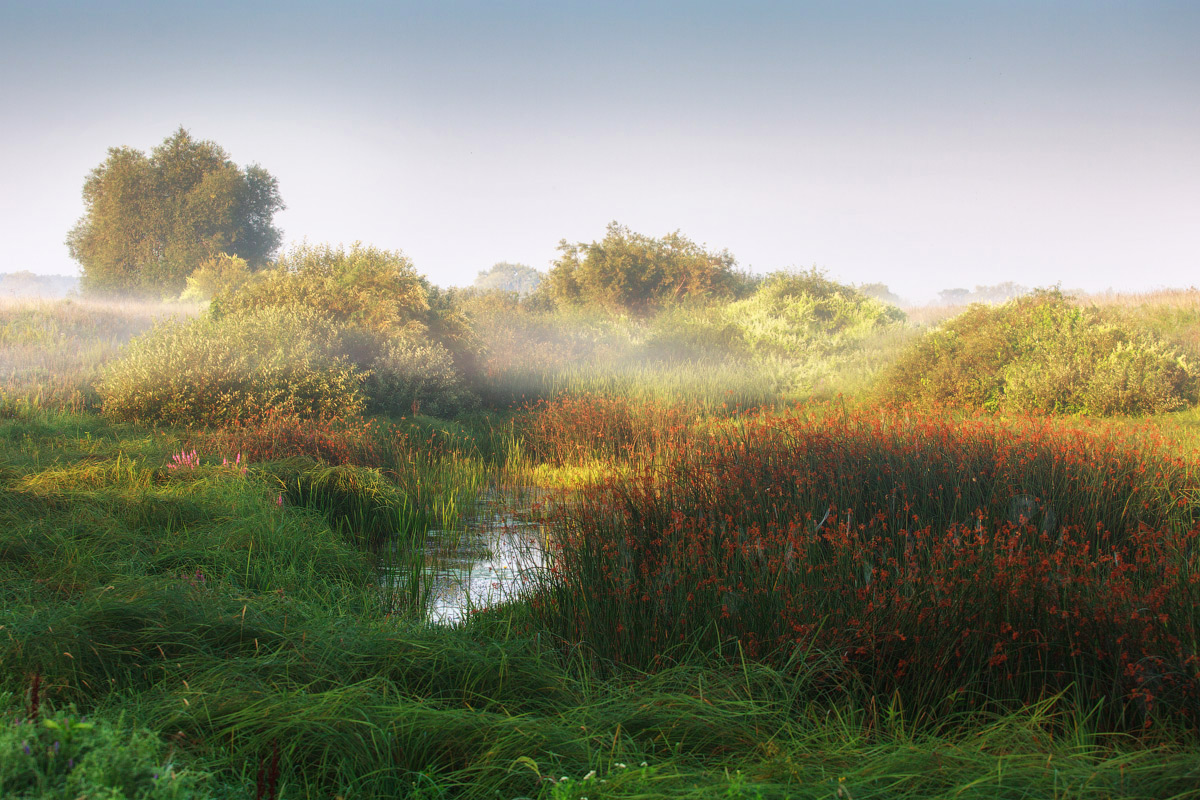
left=382, top=497, right=548, bottom=625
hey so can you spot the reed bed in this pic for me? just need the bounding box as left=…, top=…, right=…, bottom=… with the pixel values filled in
left=533, top=405, right=1200, bottom=729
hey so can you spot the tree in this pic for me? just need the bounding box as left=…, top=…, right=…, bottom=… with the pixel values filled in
left=547, top=222, right=739, bottom=313
left=858, top=282, right=904, bottom=306
left=67, top=127, right=284, bottom=295
left=472, top=262, right=544, bottom=296
left=938, top=288, right=972, bottom=305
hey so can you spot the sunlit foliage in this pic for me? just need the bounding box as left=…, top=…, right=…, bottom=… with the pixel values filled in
left=882, top=290, right=1199, bottom=415
left=547, top=222, right=745, bottom=313
left=67, top=128, right=283, bottom=296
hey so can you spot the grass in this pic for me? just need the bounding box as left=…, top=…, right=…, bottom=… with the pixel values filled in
left=2, top=292, right=1200, bottom=797
left=529, top=405, right=1200, bottom=729
left=0, top=296, right=197, bottom=412
left=3, top=404, right=1196, bottom=797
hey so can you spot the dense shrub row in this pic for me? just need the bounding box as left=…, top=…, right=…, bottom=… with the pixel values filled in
left=83, top=241, right=1200, bottom=424
left=98, top=307, right=365, bottom=425
left=100, top=243, right=479, bottom=424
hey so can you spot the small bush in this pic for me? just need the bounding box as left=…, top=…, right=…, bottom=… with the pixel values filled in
left=365, top=335, right=477, bottom=418
left=214, top=242, right=483, bottom=386
left=547, top=222, right=741, bottom=313
left=726, top=270, right=906, bottom=357
left=882, top=291, right=1199, bottom=415
left=213, top=241, right=429, bottom=336
left=99, top=306, right=365, bottom=426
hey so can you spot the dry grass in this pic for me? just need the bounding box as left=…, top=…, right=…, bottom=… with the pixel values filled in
left=0, top=295, right=199, bottom=410
left=1079, top=287, right=1200, bottom=310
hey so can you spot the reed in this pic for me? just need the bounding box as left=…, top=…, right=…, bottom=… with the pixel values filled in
left=532, top=404, right=1200, bottom=729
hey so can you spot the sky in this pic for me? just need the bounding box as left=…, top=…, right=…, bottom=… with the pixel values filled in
left=1, top=0, right=1196, bottom=302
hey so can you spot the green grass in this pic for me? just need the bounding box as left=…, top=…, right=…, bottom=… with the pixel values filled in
left=2, top=402, right=1198, bottom=798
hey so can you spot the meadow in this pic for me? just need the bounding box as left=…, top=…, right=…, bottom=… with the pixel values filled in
left=2, top=278, right=1199, bottom=799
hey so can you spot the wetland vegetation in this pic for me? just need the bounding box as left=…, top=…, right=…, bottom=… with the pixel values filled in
left=3, top=222, right=1199, bottom=798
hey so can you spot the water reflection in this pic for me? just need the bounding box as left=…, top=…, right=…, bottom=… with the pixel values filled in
left=385, top=501, right=548, bottom=625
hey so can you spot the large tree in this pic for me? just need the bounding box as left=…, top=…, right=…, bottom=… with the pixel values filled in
left=67, top=127, right=284, bottom=295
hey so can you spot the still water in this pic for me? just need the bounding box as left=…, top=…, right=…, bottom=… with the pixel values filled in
left=382, top=498, right=548, bottom=625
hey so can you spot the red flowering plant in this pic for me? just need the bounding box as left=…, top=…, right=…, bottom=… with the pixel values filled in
left=531, top=404, right=1200, bottom=729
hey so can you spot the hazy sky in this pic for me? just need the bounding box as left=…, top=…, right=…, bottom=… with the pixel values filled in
left=2, top=0, right=1196, bottom=301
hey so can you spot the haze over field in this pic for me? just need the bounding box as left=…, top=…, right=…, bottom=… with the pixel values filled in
left=1, top=1, right=1197, bottom=301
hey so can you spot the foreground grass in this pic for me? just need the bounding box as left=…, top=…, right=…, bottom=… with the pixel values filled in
left=2, top=409, right=1199, bottom=798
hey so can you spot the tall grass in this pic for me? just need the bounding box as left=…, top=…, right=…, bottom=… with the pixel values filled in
left=532, top=405, right=1200, bottom=729
left=0, top=297, right=197, bottom=412
left=2, top=402, right=1198, bottom=796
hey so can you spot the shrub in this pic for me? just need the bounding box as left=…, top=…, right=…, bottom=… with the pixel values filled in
left=366, top=335, right=477, bottom=418
left=725, top=270, right=906, bottom=357
left=213, top=242, right=428, bottom=335
left=1, top=700, right=209, bottom=799
left=881, top=291, right=1199, bottom=415
left=178, top=252, right=250, bottom=302
left=214, top=242, right=483, bottom=387
left=547, top=222, right=740, bottom=313
left=98, top=306, right=365, bottom=426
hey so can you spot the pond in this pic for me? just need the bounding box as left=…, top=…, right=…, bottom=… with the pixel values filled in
left=380, top=496, right=549, bottom=625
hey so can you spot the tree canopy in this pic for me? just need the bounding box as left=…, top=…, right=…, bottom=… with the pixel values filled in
left=547, top=222, right=741, bottom=313
left=66, top=127, right=284, bottom=295
left=472, top=262, right=544, bottom=296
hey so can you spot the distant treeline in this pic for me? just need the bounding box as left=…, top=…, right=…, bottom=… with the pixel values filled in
left=0, top=271, right=79, bottom=298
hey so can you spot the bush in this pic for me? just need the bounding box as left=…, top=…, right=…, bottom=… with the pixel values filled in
left=1, top=700, right=209, bottom=799
left=547, top=222, right=741, bottom=313
left=98, top=306, right=365, bottom=426
left=881, top=291, right=1199, bottom=415
left=214, top=242, right=483, bottom=387
left=726, top=270, right=906, bottom=357
left=213, top=241, right=428, bottom=335
left=366, top=335, right=477, bottom=418
left=178, top=253, right=250, bottom=302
